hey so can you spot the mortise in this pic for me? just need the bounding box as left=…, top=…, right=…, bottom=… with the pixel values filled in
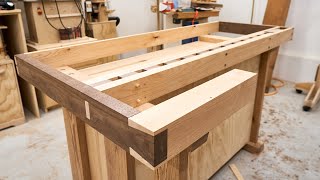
left=110, top=76, right=122, bottom=81
left=158, top=63, right=167, bottom=66
left=136, top=69, right=146, bottom=73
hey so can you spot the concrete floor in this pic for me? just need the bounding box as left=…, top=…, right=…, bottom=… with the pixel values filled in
left=0, top=82, right=319, bottom=180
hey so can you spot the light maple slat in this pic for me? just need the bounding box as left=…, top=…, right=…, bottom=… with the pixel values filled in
left=80, top=41, right=215, bottom=85
left=129, top=69, right=258, bottom=166
left=30, top=22, right=220, bottom=68
left=100, top=27, right=293, bottom=107
left=0, top=60, right=25, bottom=129
left=85, top=125, right=108, bottom=180
left=199, top=35, right=233, bottom=43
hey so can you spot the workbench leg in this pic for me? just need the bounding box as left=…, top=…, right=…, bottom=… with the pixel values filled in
left=264, top=47, right=280, bottom=93
left=63, top=108, right=92, bottom=180
left=244, top=49, right=277, bottom=153
left=104, top=138, right=136, bottom=180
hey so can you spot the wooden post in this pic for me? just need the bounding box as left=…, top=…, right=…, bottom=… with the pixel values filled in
left=63, top=108, right=92, bottom=180
left=244, top=49, right=278, bottom=153
left=263, top=0, right=291, bottom=92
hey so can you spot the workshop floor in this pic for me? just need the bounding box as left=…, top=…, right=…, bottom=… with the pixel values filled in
left=0, top=82, right=319, bottom=180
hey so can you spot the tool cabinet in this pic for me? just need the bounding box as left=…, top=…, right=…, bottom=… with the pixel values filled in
left=15, top=21, right=293, bottom=179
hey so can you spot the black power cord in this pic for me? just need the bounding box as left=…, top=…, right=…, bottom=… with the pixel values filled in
left=40, top=0, right=60, bottom=31
left=40, top=0, right=85, bottom=39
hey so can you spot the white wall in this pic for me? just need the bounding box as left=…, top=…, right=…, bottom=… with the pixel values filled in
left=111, top=0, right=320, bottom=82
left=111, top=1, right=157, bottom=36
left=110, top=0, right=157, bottom=57
left=217, top=0, right=320, bottom=82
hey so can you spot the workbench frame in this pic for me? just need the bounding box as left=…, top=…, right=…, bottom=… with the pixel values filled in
left=15, top=21, right=293, bottom=179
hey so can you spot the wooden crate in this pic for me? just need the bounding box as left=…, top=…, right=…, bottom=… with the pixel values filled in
left=0, top=60, right=25, bottom=130
left=24, top=0, right=86, bottom=45
left=15, top=22, right=293, bottom=179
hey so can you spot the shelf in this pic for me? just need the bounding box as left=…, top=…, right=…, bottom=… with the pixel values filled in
left=172, top=10, right=220, bottom=19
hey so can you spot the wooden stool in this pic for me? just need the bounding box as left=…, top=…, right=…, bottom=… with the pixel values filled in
left=295, top=65, right=320, bottom=111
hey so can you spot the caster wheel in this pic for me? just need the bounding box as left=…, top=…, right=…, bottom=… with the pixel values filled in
left=303, top=106, right=311, bottom=112
left=296, top=89, right=303, bottom=94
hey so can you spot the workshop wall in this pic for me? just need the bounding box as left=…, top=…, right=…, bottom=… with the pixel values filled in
left=113, top=0, right=320, bottom=82
left=218, top=0, right=320, bottom=82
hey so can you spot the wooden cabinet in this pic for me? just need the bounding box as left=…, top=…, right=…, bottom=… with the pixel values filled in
left=0, top=9, right=40, bottom=118
left=0, top=60, right=25, bottom=129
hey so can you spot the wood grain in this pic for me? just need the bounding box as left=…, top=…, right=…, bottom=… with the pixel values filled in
left=63, top=108, right=91, bottom=180
left=188, top=103, right=254, bottom=179
left=0, top=60, right=25, bottom=129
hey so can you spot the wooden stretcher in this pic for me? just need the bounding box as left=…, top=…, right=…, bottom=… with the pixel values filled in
left=15, top=21, right=293, bottom=180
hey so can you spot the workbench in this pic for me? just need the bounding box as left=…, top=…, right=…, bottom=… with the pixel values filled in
left=15, top=21, right=293, bottom=179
